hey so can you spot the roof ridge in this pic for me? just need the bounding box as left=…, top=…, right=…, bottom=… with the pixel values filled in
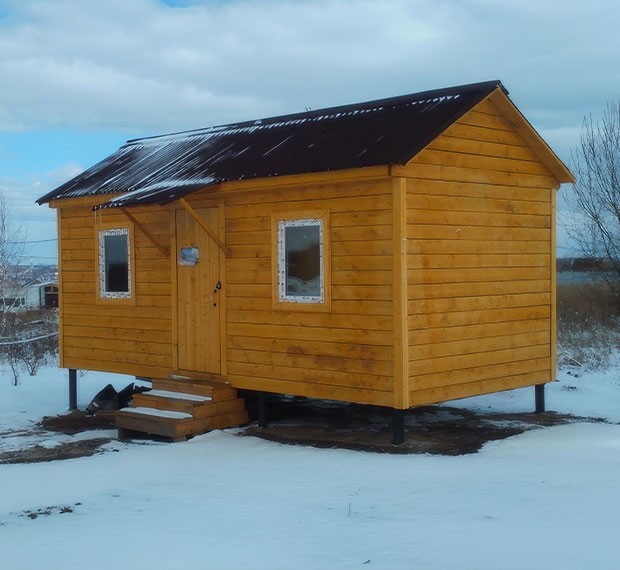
left=126, top=80, right=505, bottom=147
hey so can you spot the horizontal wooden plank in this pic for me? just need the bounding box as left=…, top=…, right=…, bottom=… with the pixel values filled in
left=226, top=194, right=391, bottom=220
left=331, top=255, right=392, bottom=272
left=459, top=109, right=520, bottom=131
left=410, top=193, right=550, bottom=216
left=63, top=335, right=171, bottom=356
left=60, top=355, right=169, bottom=379
left=227, top=297, right=393, bottom=316
left=409, top=305, right=550, bottom=330
left=224, top=178, right=391, bottom=206
left=227, top=347, right=393, bottom=377
left=414, top=148, right=551, bottom=177
left=63, top=324, right=170, bottom=344
left=226, top=231, right=270, bottom=247
left=410, top=292, right=552, bottom=316
left=225, top=216, right=270, bottom=233
left=331, top=209, right=393, bottom=228
left=409, top=253, right=550, bottom=270
left=63, top=313, right=173, bottom=331
left=228, top=361, right=393, bottom=392
left=60, top=260, right=95, bottom=272
left=410, top=344, right=549, bottom=377
left=427, top=134, right=541, bottom=163
left=409, top=318, right=550, bottom=346
left=226, top=269, right=269, bottom=285
left=332, top=285, right=393, bottom=302
left=400, top=163, right=557, bottom=189
left=410, top=357, right=550, bottom=392
left=409, top=279, right=550, bottom=301
left=407, top=209, right=551, bottom=229
left=407, top=225, right=550, bottom=243
left=62, top=304, right=171, bottom=320
left=332, top=240, right=393, bottom=256
left=407, top=239, right=550, bottom=255
left=226, top=257, right=271, bottom=272
left=332, top=271, right=393, bottom=286
left=228, top=335, right=394, bottom=362
left=408, top=266, right=551, bottom=285
left=406, top=178, right=551, bottom=203
left=409, top=370, right=551, bottom=407
left=410, top=330, right=550, bottom=362
left=331, top=225, right=392, bottom=242
left=228, top=373, right=394, bottom=407
left=60, top=249, right=96, bottom=262
left=435, top=121, right=528, bottom=147
left=63, top=345, right=172, bottom=368
left=227, top=322, right=393, bottom=345
left=227, top=309, right=393, bottom=331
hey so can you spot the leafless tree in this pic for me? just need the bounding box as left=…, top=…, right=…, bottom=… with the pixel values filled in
left=0, top=192, right=26, bottom=314
left=567, top=101, right=620, bottom=298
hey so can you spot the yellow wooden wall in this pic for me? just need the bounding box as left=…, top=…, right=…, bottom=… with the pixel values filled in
left=402, top=97, right=558, bottom=407
left=58, top=203, right=174, bottom=378
left=213, top=177, right=396, bottom=406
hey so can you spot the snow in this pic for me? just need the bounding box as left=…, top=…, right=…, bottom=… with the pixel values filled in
left=120, top=406, right=192, bottom=419
left=145, top=389, right=211, bottom=402
left=1, top=364, right=619, bottom=569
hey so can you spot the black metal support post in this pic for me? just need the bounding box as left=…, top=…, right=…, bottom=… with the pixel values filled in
left=257, top=392, right=268, bottom=427
left=392, top=409, right=405, bottom=445
left=535, top=384, right=545, bottom=414
left=69, top=368, right=78, bottom=411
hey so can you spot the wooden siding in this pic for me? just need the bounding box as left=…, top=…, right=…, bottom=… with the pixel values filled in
left=203, top=177, right=396, bottom=406
left=404, top=97, right=557, bottom=407
left=58, top=205, right=173, bottom=377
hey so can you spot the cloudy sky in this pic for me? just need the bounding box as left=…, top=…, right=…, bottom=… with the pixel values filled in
left=1, top=0, right=619, bottom=262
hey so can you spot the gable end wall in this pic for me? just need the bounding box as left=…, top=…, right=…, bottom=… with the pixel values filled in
left=403, top=98, right=558, bottom=406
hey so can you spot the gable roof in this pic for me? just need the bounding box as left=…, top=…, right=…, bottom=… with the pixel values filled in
left=36, top=80, right=571, bottom=209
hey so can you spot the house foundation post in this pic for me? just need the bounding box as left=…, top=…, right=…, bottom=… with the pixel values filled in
left=69, top=369, right=78, bottom=410
left=392, top=409, right=405, bottom=445
left=257, top=392, right=268, bottom=427
left=535, top=384, right=545, bottom=413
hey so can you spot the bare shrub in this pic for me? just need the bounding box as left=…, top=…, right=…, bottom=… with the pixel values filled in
left=1, top=310, right=58, bottom=384
left=557, top=281, right=620, bottom=370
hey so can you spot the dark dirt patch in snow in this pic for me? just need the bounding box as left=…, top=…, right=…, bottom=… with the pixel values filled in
left=0, top=437, right=112, bottom=464
left=241, top=398, right=600, bottom=455
left=38, top=410, right=115, bottom=434
left=0, top=411, right=116, bottom=465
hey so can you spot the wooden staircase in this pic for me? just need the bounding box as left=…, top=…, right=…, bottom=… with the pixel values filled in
left=115, top=377, right=248, bottom=441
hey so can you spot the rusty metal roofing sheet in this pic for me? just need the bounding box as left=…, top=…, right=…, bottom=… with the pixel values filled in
left=37, top=80, right=506, bottom=208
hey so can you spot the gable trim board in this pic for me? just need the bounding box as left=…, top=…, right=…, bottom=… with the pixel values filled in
left=39, top=81, right=573, bottom=413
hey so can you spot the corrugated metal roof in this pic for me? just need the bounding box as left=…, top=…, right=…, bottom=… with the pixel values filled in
left=37, top=81, right=506, bottom=208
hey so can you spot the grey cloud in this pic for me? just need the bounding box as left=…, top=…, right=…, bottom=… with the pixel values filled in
left=1, top=0, right=620, bottom=159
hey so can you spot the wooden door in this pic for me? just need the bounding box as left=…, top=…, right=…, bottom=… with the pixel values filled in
left=175, top=207, right=222, bottom=374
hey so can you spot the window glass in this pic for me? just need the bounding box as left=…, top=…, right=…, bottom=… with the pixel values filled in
left=99, top=228, right=130, bottom=298
left=278, top=219, right=323, bottom=303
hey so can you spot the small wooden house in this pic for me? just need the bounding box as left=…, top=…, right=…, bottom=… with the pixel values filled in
left=37, top=80, right=573, bottom=441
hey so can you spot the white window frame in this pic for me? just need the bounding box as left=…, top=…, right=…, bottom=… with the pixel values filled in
left=277, top=218, right=324, bottom=304
left=98, top=227, right=132, bottom=299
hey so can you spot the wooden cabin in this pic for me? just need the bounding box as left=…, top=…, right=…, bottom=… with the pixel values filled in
left=37, top=80, right=574, bottom=441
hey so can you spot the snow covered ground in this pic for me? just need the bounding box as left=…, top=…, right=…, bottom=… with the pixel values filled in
left=1, top=364, right=619, bottom=570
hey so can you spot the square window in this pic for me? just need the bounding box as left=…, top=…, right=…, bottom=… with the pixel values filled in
left=99, top=228, right=131, bottom=299
left=278, top=218, right=324, bottom=303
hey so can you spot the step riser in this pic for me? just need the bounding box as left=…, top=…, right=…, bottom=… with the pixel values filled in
left=117, top=379, right=248, bottom=441
left=116, top=412, right=194, bottom=440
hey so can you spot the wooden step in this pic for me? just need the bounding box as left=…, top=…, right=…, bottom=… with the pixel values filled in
left=153, top=378, right=237, bottom=401
left=133, top=390, right=246, bottom=419
left=116, top=380, right=249, bottom=441
left=116, top=407, right=195, bottom=440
